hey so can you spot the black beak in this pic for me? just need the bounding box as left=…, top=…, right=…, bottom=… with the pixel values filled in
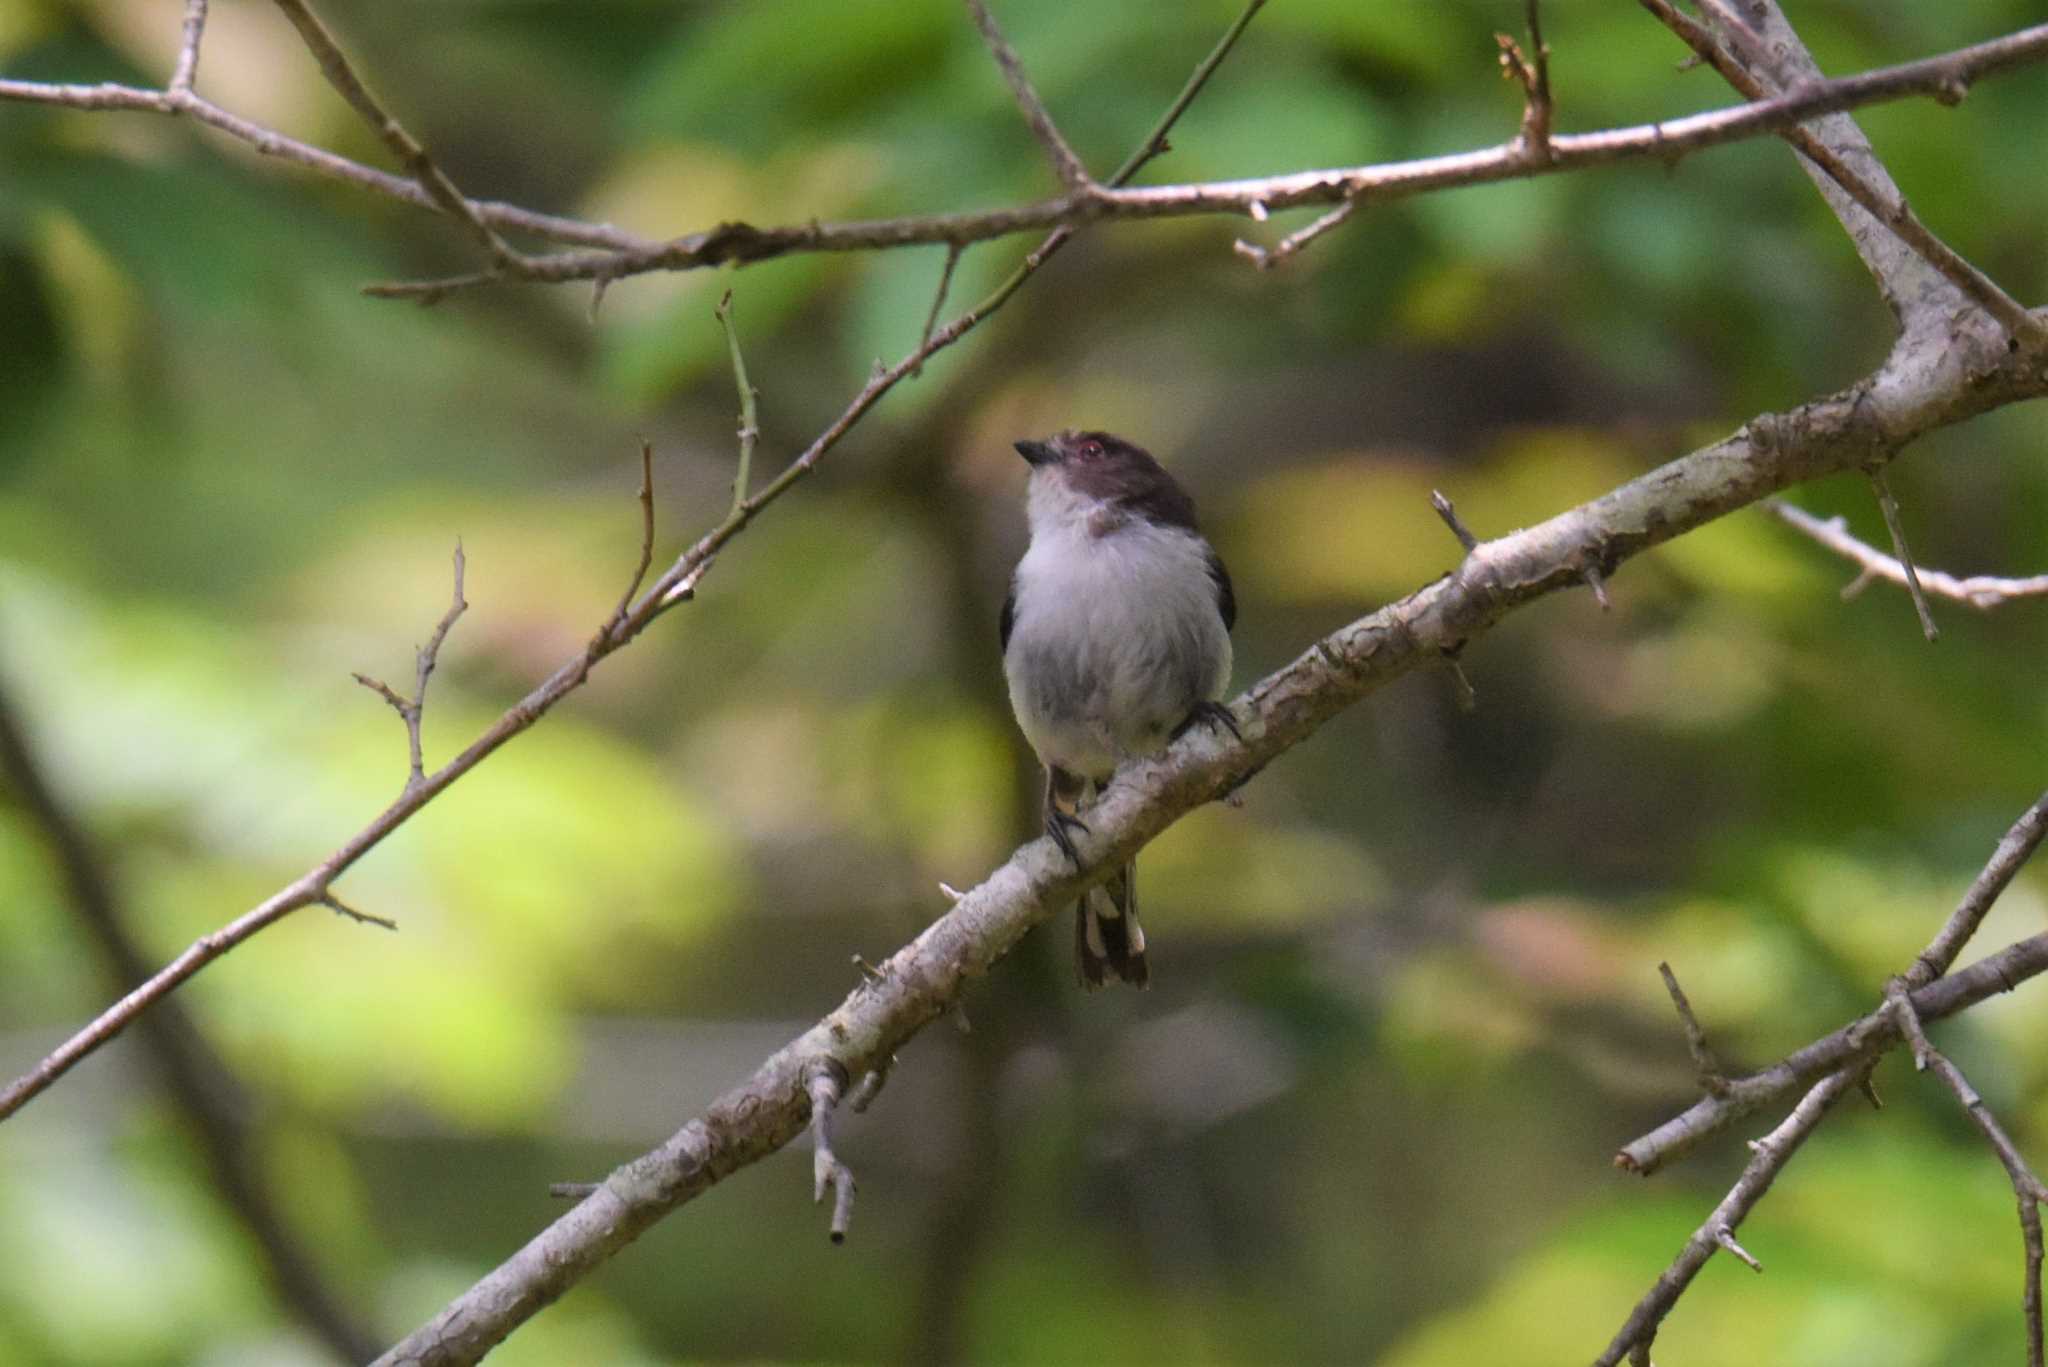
left=1014, top=438, right=1057, bottom=467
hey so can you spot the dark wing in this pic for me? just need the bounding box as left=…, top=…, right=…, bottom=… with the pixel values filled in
left=1205, top=547, right=1236, bottom=631
left=999, top=583, right=1017, bottom=651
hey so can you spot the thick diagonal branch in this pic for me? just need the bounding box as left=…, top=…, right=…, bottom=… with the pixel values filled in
left=375, top=300, right=2048, bottom=1365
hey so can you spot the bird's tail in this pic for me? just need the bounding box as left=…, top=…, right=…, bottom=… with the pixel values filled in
left=1075, top=861, right=1148, bottom=990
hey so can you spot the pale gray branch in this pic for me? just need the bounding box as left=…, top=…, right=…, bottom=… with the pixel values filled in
left=1766, top=501, right=2048, bottom=611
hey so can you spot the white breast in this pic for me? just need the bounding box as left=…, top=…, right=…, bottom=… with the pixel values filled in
left=1003, top=478, right=1231, bottom=780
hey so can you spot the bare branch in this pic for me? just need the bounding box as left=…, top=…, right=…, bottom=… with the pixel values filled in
left=963, top=0, right=1094, bottom=189
left=1597, top=1066, right=1868, bottom=1367
left=1620, top=786, right=2048, bottom=1176
left=1766, top=500, right=2048, bottom=612
left=321, top=893, right=397, bottom=932
left=170, top=0, right=209, bottom=94
left=16, top=18, right=2040, bottom=298
left=1866, top=467, right=1941, bottom=642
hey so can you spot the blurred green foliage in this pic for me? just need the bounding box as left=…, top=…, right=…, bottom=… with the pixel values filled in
left=4, top=0, right=2048, bottom=1362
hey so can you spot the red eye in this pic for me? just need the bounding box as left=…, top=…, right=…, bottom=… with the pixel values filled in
left=1080, top=441, right=1103, bottom=458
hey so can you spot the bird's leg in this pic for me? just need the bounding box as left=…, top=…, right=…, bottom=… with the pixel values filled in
left=1044, top=766, right=1089, bottom=869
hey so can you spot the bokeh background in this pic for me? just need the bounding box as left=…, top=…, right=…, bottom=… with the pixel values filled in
left=5, top=1, right=2048, bottom=1363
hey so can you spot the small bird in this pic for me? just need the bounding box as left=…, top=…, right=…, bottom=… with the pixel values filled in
left=1000, top=430, right=1238, bottom=989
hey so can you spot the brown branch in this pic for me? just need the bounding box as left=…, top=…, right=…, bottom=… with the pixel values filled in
left=1597, top=1066, right=1869, bottom=1366
left=0, top=675, right=382, bottom=1362
left=375, top=291, right=2048, bottom=1366
left=17, top=18, right=2042, bottom=298
left=963, top=0, right=1094, bottom=189
left=1641, top=0, right=2046, bottom=350
left=0, top=0, right=1268, bottom=1133
left=1766, top=499, right=2048, bottom=611
left=910, top=243, right=964, bottom=377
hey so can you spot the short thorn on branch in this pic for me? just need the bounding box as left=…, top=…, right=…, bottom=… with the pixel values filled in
left=320, top=892, right=397, bottom=931
left=806, top=1060, right=858, bottom=1244
left=1866, top=467, right=1940, bottom=642
left=1715, top=1223, right=1763, bottom=1272
left=1430, top=489, right=1480, bottom=554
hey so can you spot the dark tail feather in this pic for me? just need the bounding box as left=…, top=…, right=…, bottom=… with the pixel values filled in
left=1074, top=861, right=1148, bottom=990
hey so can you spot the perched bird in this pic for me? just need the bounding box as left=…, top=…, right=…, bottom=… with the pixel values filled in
left=999, top=430, right=1238, bottom=988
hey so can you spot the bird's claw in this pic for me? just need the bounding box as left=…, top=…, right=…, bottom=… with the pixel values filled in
left=1175, top=700, right=1242, bottom=744
left=1046, top=809, right=1088, bottom=868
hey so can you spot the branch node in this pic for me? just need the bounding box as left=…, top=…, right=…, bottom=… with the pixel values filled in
left=548, top=1182, right=599, bottom=1200
left=1714, top=1224, right=1763, bottom=1272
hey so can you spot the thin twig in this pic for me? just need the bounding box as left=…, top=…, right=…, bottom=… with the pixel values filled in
left=963, top=0, right=1094, bottom=189
left=1765, top=499, right=2048, bottom=611
left=1233, top=196, right=1361, bottom=270
left=355, top=544, right=467, bottom=791
left=1429, top=490, right=1480, bottom=553
left=806, top=1062, right=858, bottom=1243
left=602, top=443, right=657, bottom=637
left=1867, top=467, right=1940, bottom=641
left=716, top=292, right=760, bottom=521
left=1497, top=0, right=1554, bottom=163
left=910, top=243, right=965, bottom=377
left=170, top=0, right=209, bottom=94
left=320, top=893, right=397, bottom=932
left=1659, top=961, right=1729, bottom=1096
left=267, top=0, right=532, bottom=276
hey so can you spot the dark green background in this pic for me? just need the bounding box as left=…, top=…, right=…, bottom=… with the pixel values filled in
left=4, top=2, right=2048, bottom=1362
